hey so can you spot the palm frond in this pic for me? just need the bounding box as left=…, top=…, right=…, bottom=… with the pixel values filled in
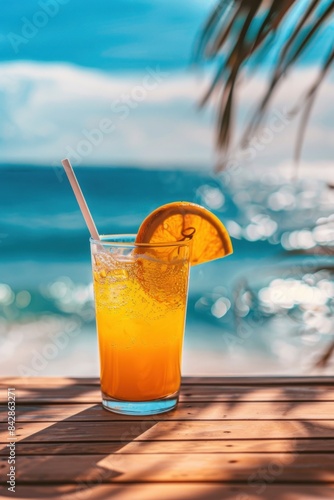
left=282, top=1, right=333, bottom=71
left=243, top=0, right=324, bottom=139
left=314, top=337, right=334, bottom=369
left=278, top=0, right=320, bottom=67
left=196, top=0, right=334, bottom=167
left=208, top=3, right=244, bottom=57
left=194, top=0, right=233, bottom=61
left=293, top=44, right=334, bottom=171
left=199, top=1, right=260, bottom=107
left=293, top=91, right=316, bottom=179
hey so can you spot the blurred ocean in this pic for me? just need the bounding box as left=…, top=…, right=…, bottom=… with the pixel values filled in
left=1, top=165, right=333, bottom=376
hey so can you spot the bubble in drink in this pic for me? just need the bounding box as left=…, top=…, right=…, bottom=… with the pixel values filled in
left=92, top=248, right=190, bottom=401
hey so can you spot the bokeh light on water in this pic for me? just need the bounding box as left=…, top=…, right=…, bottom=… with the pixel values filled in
left=191, top=172, right=334, bottom=373
left=42, top=277, right=94, bottom=317
left=196, top=171, right=334, bottom=251
left=234, top=267, right=334, bottom=371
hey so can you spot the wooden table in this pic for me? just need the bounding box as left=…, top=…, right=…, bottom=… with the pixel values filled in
left=1, top=377, right=334, bottom=499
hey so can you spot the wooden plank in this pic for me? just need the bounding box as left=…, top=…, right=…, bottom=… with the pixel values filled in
left=182, top=376, right=334, bottom=386
left=0, top=377, right=99, bottom=387
left=2, top=400, right=334, bottom=422
left=0, top=404, right=94, bottom=422
left=2, top=419, right=334, bottom=443
left=1, top=376, right=334, bottom=387
left=1, top=484, right=334, bottom=500
left=2, top=385, right=334, bottom=404
left=2, top=438, right=334, bottom=456
left=4, top=453, right=334, bottom=483
left=0, top=384, right=99, bottom=404
left=179, top=386, right=334, bottom=403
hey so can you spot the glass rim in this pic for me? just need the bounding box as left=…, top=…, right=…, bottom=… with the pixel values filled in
left=90, top=233, right=192, bottom=248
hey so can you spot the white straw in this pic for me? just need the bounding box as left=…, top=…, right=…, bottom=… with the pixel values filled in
left=61, top=158, right=100, bottom=241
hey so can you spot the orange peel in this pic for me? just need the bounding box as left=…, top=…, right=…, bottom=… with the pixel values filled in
left=136, top=201, right=233, bottom=265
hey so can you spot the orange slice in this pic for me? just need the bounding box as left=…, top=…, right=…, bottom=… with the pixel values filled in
left=136, top=201, right=233, bottom=265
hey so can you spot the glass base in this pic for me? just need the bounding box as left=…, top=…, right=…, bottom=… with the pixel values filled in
left=102, top=392, right=179, bottom=416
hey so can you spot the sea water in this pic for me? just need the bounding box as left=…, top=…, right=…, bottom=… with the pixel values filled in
left=0, top=166, right=333, bottom=376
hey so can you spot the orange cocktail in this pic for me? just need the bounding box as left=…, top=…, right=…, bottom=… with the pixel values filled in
left=61, top=155, right=233, bottom=416
left=91, top=235, right=191, bottom=415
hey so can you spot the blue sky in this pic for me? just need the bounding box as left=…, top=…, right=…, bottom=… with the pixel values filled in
left=1, top=0, right=215, bottom=70
left=1, top=0, right=331, bottom=70
left=0, top=0, right=333, bottom=175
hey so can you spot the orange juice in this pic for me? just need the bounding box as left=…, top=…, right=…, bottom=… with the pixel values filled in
left=91, top=237, right=190, bottom=407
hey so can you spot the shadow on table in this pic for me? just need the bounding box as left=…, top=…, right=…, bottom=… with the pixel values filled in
left=1, top=379, right=334, bottom=499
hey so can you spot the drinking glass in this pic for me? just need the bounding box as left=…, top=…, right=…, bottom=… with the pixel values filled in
left=90, top=234, right=191, bottom=415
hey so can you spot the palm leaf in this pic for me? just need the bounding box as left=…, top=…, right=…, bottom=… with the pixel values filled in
left=253, top=0, right=293, bottom=48
left=194, top=0, right=233, bottom=61
left=293, top=44, right=334, bottom=168
left=196, top=0, right=334, bottom=166
left=314, top=338, right=334, bottom=369
left=199, top=1, right=261, bottom=106
left=277, top=0, right=320, bottom=67
left=243, top=0, right=323, bottom=138
left=207, top=3, right=244, bottom=57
